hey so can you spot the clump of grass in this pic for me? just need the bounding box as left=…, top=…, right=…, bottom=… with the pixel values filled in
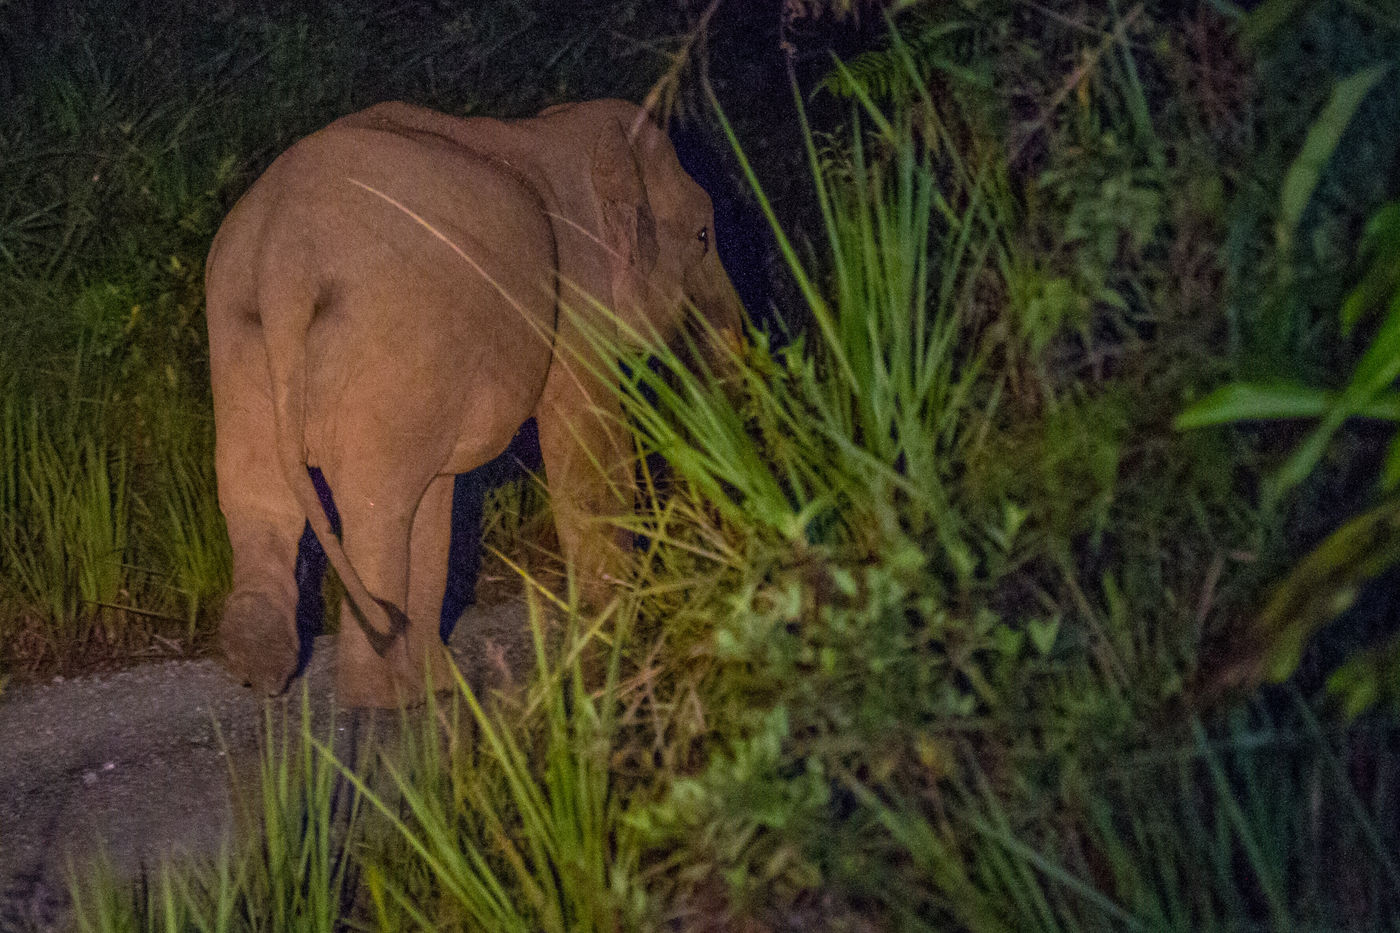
left=334, top=595, right=647, bottom=932
left=138, top=408, right=230, bottom=638
left=0, top=382, right=130, bottom=642
left=68, top=692, right=357, bottom=933
left=0, top=362, right=227, bottom=667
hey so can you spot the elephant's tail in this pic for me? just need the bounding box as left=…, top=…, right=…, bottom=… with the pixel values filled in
left=261, top=287, right=407, bottom=658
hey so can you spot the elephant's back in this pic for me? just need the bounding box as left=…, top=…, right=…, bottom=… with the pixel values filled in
left=263, top=118, right=553, bottom=296
left=207, top=108, right=559, bottom=339
left=246, top=117, right=558, bottom=465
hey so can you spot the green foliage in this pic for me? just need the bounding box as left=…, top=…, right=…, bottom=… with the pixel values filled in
left=1175, top=5, right=1400, bottom=709
left=0, top=8, right=245, bottom=655
left=1257, top=493, right=1400, bottom=674
left=606, top=68, right=1018, bottom=586
left=336, top=604, right=646, bottom=932
left=247, top=700, right=358, bottom=932
left=815, top=9, right=992, bottom=105
left=1227, top=0, right=1400, bottom=373
left=591, top=31, right=1264, bottom=922
left=1276, top=63, right=1394, bottom=262
left=603, top=13, right=1395, bottom=926
left=0, top=385, right=130, bottom=636
left=634, top=545, right=1104, bottom=927
left=1179, top=194, right=1400, bottom=699
left=0, top=362, right=225, bottom=650
left=1185, top=198, right=1400, bottom=504
left=142, top=416, right=230, bottom=634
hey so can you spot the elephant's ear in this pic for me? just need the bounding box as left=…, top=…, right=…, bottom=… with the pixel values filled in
left=592, top=120, right=659, bottom=324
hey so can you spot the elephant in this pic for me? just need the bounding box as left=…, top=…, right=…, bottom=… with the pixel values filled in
left=205, top=98, right=746, bottom=707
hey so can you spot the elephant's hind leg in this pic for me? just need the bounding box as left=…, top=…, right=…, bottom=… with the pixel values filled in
left=221, top=573, right=300, bottom=694
left=213, top=331, right=307, bottom=696
left=219, top=494, right=305, bottom=695
left=329, top=472, right=454, bottom=708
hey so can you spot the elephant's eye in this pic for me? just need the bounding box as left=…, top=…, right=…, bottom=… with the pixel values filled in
left=697, top=226, right=709, bottom=252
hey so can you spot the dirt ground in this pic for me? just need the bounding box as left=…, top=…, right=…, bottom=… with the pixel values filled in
left=0, top=597, right=534, bottom=932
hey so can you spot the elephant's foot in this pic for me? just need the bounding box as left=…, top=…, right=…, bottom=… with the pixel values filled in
left=336, top=639, right=456, bottom=709
left=220, top=590, right=300, bottom=695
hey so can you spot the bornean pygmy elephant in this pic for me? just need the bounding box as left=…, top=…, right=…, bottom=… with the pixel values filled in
left=205, top=99, right=746, bottom=707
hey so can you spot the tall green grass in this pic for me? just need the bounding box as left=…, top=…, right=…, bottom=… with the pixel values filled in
left=333, top=599, right=646, bottom=931
left=140, top=408, right=231, bottom=636
left=0, top=364, right=227, bottom=657
left=578, top=39, right=1398, bottom=931
left=66, top=614, right=1400, bottom=931
left=69, top=695, right=356, bottom=933
left=0, top=381, right=130, bottom=639
left=0, top=13, right=241, bottom=659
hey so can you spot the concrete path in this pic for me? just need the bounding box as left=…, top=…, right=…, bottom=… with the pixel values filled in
left=0, top=599, right=532, bottom=931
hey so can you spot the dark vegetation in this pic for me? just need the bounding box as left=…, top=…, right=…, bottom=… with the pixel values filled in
left=3, top=0, right=1400, bottom=928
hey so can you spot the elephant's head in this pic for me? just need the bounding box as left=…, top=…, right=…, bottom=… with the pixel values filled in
left=587, top=105, right=747, bottom=371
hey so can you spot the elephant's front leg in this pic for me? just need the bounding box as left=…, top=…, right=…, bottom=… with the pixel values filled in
left=536, top=381, right=636, bottom=608
left=406, top=474, right=458, bottom=693
left=331, top=470, right=454, bottom=707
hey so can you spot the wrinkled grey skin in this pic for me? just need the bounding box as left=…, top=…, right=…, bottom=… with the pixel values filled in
left=205, top=99, right=745, bottom=707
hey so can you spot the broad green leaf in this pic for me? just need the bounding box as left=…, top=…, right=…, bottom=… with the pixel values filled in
left=1183, top=298, right=1400, bottom=503
left=1278, top=64, right=1392, bottom=255
left=1175, top=383, right=1335, bottom=428
left=1178, top=385, right=1400, bottom=428
left=1340, top=201, right=1400, bottom=333
left=1241, top=0, right=1312, bottom=46
left=1253, top=496, right=1400, bottom=683
left=1385, top=433, right=1400, bottom=491
left=1342, top=292, right=1400, bottom=399
left=1327, top=634, right=1400, bottom=719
